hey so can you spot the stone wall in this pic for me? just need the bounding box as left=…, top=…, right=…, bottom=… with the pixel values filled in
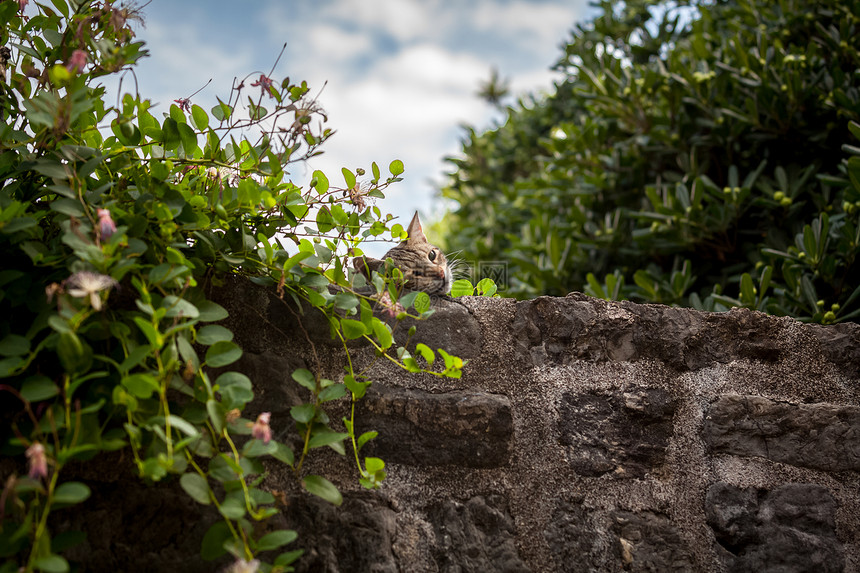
left=210, top=278, right=860, bottom=572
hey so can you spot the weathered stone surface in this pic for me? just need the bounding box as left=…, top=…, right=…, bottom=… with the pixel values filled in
left=53, top=466, right=225, bottom=573
left=28, top=283, right=860, bottom=572
left=395, top=297, right=483, bottom=359
left=512, top=294, right=788, bottom=370
left=544, top=499, right=603, bottom=571
left=283, top=494, right=399, bottom=573
left=357, top=384, right=513, bottom=468
left=428, top=495, right=528, bottom=573
left=704, top=395, right=860, bottom=471
left=611, top=511, right=696, bottom=571
left=706, top=482, right=844, bottom=572
left=558, top=387, right=677, bottom=478
left=809, top=321, right=860, bottom=379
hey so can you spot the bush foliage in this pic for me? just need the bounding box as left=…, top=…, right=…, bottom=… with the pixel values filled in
left=441, top=0, right=860, bottom=323
left=0, top=1, right=474, bottom=571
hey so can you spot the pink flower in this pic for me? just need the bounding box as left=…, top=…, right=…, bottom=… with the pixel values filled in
left=26, top=442, right=47, bottom=480
left=17, top=0, right=27, bottom=11
left=173, top=98, right=191, bottom=112
left=66, top=50, right=87, bottom=74
left=251, top=412, right=272, bottom=444
left=97, top=208, right=116, bottom=240
left=377, top=291, right=405, bottom=318
left=250, top=74, right=275, bottom=98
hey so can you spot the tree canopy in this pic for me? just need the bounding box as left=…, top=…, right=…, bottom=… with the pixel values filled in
left=441, top=0, right=860, bottom=323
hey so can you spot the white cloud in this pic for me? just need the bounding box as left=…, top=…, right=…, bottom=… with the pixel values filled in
left=112, top=0, right=593, bottom=256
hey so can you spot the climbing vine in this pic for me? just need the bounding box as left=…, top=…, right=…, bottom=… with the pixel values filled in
left=0, top=1, right=469, bottom=571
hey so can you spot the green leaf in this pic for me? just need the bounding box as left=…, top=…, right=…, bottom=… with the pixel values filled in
left=200, top=521, right=232, bottom=560
left=180, top=473, right=211, bottom=505
left=341, top=319, right=367, bottom=340
left=271, top=442, right=295, bottom=466
left=56, top=332, right=93, bottom=374
left=257, top=530, right=298, bottom=552
left=53, top=482, right=91, bottom=505
left=342, top=167, right=356, bottom=189
left=122, top=373, right=160, bottom=399
left=291, top=368, right=317, bottom=391
left=161, top=296, right=199, bottom=319
left=334, top=292, right=359, bottom=311
left=413, top=292, right=431, bottom=313
left=389, top=159, right=404, bottom=176
left=365, top=456, right=385, bottom=473
left=205, top=341, right=243, bottom=368
left=211, top=100, right=233, bottom=122
left=219, top=496, right=245, bottom=519
left=414, top=343, right=434, bottom=364
left=196, top=325, right=234, bottom=345
left=191, top=104, right=209, bottom=130
left=242, top=438, right=277, bottom=457
left=318, top=383, right=347, bottom=402
left=290, top=403, right=315, bottom=424
left=196, top=301, right=229, bottom=322
left=311, top=170, right=329, bottom=194
left=308, top=430, right=348, bottom=449
left=450, top=279, right=474, bottom=297
left=275, top=549, right=305, bottom=566
left=476, top=278, right=497, bottom=296
left=20, top=376, right=59, bottom=402
left=207, top=399, right=225, bottom=434
left=33, top=555, right=69, bottom=573
left=371, top=318, right=393, bottom=349
left=302, top=475, right=342, bottom=506
left=357, top=431, right=377, bottom=450
left=162, top=117, right=181, bottom=150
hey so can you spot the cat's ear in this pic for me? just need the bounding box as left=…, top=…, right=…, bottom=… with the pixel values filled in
left=405, top=211, right=428, bottom=245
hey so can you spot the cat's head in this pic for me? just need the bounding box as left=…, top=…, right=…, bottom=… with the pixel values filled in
left=393, top=212, right=452, bottom=295
left=354, top=212, right=452, bottom=295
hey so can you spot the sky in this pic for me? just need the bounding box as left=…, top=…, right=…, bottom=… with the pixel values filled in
left=109, top=0, right=593, bottom=255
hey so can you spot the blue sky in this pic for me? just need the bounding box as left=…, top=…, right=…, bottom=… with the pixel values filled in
left=116, top=0, right=593, bottom=254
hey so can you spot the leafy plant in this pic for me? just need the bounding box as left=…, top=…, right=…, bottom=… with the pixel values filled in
left=441, top=0, right=860, bottom=323
left=0, top=1, right=465, bottom=571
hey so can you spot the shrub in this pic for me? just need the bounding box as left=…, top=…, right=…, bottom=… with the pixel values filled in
left=441, top=0, right=860, bottom=323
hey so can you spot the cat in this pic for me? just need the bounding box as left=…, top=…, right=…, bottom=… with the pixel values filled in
left=353, top=211, right=453, bottom=295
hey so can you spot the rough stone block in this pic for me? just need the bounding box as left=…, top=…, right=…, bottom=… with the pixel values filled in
left=612, top=510, right=696, bottom=571
left=282, top=493, right=399, bottom=573
left=544, top=499, right=603, bottom=571
left=356, top=384, right=513, bottom=468
left=512, top=294, right=789, bottom=370
left=558, top=387, right=677, bottom=478
left=428, top=495, right=528, bottom=572
left=704, top=395, right=860, bottom=471
left=706, top=482, right=844, bottom=572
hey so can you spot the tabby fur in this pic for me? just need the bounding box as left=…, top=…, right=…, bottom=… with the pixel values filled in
left=353, top=212, right=452, bottom=295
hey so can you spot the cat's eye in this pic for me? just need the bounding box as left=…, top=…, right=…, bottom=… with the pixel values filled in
left=428, top=250, right=437, bottom=262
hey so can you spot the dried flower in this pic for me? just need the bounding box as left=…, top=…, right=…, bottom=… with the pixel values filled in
left=251, top=412, right=272, bottom=444
left=26, top=442, right=47, bottom=480
left=96, top=208, right=116, bottom=240
left=66, top=50, right=87, bottom=74
left=250, top=74, right=274, bottom=98
left=45, top=283, right=62, bottom=303
left=174, top=98, right=191, bottom=112
left=65, top=271, right=118, bottom=311
left=225, top=408, right=241, bottom=424
left=225, top=558, right=260, bottom=573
